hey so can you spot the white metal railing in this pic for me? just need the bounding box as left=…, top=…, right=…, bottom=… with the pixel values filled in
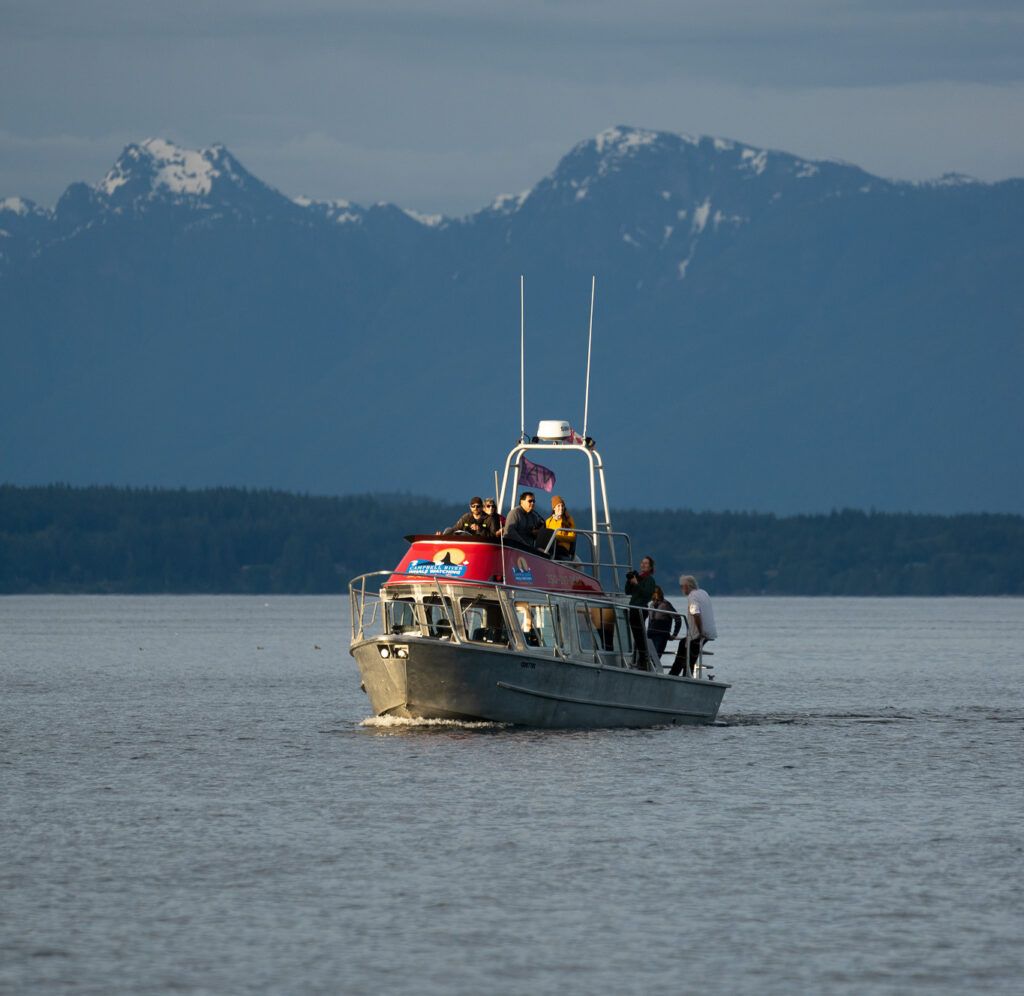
left=534, top=526, right=633, bottom=591
left=646, top=602, right=715, bottom=679
left=348, top=570, right=719, bottom=680
left=350, top=570, right=626, bottom=653
left=497, top=439, right=625, bottom=588
left=349, top=570, right=462, bottom=645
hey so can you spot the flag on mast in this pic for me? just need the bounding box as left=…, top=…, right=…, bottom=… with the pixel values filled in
left=520, top=456, right=556, bottom=493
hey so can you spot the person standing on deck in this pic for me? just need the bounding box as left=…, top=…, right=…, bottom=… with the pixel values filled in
left=669, top=575, right=718, bottom=676
left=647, top=585, right=681, bottom=658
left=625, top=556, right=657, bottom=666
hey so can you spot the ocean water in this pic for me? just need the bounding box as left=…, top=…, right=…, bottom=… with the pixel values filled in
left=1, top=595, right=1021, bottom=995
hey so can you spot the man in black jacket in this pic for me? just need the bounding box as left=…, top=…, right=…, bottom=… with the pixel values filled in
left=440, top=497, right=496, bottom=536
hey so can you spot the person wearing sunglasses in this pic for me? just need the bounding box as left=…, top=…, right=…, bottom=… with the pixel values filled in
left=501, top=491, right=544, bottom=549
left=440, top=497, right=497, bottom=536
left=482, top=498, right=504, bottom=531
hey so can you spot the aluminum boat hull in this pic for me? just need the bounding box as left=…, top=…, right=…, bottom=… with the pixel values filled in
left=353, top=637, right=727, bottom=728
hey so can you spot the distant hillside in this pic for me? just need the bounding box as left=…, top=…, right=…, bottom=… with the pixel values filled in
left=2, top=127, right=1022, bottom=514
left=2, top=485, right=1021, bottom=595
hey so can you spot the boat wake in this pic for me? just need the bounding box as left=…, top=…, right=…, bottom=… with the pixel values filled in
left=360, top=715, right=510, bottom=731
left=719, top=707, right=1022, bottom=727
left=720, top=713, right=913, bottom=727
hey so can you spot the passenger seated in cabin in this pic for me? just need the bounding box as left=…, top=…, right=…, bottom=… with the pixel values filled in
left=545, top=496, right=576, bottom=560
left=501, top=492, right=544, bottom=549
left=423, top=598, right=455, bottom=639
left=439, top=497, right=497, bottom=537
left=464, top=599, right=509, bottom=645
left=471, top=624, right=509, bottom=645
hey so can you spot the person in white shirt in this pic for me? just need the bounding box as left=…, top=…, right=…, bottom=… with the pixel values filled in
left=669, top=575, right=717, bottom=676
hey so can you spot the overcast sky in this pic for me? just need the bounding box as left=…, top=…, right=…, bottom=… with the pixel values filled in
left=2, top=0, right=1022, bottom=214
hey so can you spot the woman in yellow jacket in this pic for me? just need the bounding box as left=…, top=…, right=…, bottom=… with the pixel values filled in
left=545, top=495, right=576, bottom=560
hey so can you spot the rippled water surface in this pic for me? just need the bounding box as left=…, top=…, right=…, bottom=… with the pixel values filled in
left=2, top=596, right=1022, bottom=994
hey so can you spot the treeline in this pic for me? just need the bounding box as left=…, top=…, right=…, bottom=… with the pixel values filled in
left=622, top=508, right=1024, bottom=596
left=2, top=484, right=1023, bottom=595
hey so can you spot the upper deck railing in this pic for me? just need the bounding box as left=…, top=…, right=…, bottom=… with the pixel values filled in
left=519, top=525, right=632, bottom=593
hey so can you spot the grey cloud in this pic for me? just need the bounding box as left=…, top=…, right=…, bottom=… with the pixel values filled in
left=1, top=0, right=1021, bottom=210
left=2, top=1, right=1022, bottom=85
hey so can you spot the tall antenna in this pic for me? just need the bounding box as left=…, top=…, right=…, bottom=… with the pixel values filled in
left=583, top=275, right=596, bottom=439
left=520, top=274, right=526, bottom=442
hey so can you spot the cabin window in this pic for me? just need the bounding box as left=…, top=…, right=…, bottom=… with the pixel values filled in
left=615, top=607, right=634, bottom=654
left=386, top=597, right=418, bottom=635
left=576, top=604, right=599, bottom=653
left=421, top=595, right=456, bottom=640
left=514, top=599, right=566, bottom=651
left=460, top=597, right=510, bottom=646
left=587, top=605, right=632, bottom=656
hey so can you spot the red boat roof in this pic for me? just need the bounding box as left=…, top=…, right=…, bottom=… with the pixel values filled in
left=386, top=535, right=604, bottom=594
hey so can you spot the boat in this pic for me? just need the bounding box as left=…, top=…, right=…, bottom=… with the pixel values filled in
left=348, top=422, right=729, bottom=728
left=349, top=278, right=727, bottom=727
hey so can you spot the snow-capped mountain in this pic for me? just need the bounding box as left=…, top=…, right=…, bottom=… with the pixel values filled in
left=477, top=126, right=888, bottom=284
left=517, top=125, right=876, bottom=211
left=1, top=128, right=1022, bottom=514
left=292, top=195, right=366, bottom=225
left=60, top=136, right=302, bottom=227
left=0, top=195, right=50, bottom=220
left=96, top=137, right=283, bottom=208
left=0, top=196, right=53, bottom=248
left=0, top=126, right=886, bottom=270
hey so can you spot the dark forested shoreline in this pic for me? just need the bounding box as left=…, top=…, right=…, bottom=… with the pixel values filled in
left=2, top=484, right=1022, bottom=596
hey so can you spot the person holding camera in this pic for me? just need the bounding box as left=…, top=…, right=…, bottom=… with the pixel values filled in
left=624, top=555, right=657, bottom=667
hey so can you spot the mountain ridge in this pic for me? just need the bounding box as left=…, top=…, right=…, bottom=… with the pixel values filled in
left=1, top=127, right=1021, bottom=514
left=2, top=125, right=990, bottom=229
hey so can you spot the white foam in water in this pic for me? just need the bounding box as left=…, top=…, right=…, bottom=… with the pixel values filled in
left=360, top=714, right=507, bottom=730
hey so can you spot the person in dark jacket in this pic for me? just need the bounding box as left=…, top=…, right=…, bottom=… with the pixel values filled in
left=625, top=555, right=657, bottom=666
left=482, top=498, right=504, bottom=531
left=440, top=497, right=496, bottom=537
left=646, top=585, right=681, bottom=658
left=502, top=492, right=545, bottom=548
